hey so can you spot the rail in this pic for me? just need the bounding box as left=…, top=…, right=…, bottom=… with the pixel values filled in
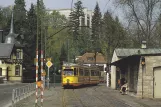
left=12, top=83, right=35, bottom=107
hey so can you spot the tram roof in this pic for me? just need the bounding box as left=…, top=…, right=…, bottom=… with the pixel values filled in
left=62, top=62, right=79, bottom=66
left=62, top=63, right=99, bottom=68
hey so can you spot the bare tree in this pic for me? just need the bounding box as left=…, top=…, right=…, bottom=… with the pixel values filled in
left=116, top=0, right=161, bottom=47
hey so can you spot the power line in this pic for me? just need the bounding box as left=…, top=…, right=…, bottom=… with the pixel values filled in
left=103, top=0, right=111, bottom=13
left=71, top=0, right=74, bottom=11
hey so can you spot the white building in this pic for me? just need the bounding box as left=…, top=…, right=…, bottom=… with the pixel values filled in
left=47, top=8, right=93, bottom=27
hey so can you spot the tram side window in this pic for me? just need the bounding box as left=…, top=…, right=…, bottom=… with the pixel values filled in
left=94, top=70, right=98, bottom=76
left=91, top=70, right=95, bottom=76
left=84, top=69, right=89, bottom=76
left=94, top=70, right=96, bottom=76
left=79, top=69, right=83, bottom=76
left=74, top=68, right=77, bottom=75
left=96, top=71, right=99, bottom=76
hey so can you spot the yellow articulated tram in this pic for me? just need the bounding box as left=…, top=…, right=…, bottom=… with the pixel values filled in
left=61, top=63, right=100, bottom=88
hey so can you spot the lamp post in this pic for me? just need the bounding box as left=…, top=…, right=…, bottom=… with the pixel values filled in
left=0, top=30, right=3, bottom=43
left=53, top=67, right=56, bottom=88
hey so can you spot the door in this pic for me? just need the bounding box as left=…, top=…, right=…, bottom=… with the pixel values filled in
left=0, top=68, right=2, bottom=76
left=154, top=67, right=161, bottom=98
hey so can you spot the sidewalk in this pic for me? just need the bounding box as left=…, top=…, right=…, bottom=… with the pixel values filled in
left=14, top=87, right=62, bottom=107
left=0, top=82, right=27, bottom=86
left=104, top=87, right=161, bottom=107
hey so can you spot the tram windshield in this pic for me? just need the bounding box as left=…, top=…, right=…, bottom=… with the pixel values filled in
left=63, top=69, right=74, bottom=76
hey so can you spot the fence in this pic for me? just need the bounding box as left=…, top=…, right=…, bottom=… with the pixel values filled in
left=11, top=75, right=61, bottom=106
left=12, top=83, right=35, bottom=107
left=49, top=75, right=61, bottom=83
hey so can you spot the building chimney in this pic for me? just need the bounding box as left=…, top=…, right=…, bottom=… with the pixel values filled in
left=141, top=41, right=147, bottom=49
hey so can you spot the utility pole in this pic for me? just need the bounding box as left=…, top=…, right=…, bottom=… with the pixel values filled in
left=67, top=38, right=69, bottom=62
left=35, top=1, right=44, bottom=106
left=44, top=26, right=48, bottom=88
left=47, top=66, right=50, bottom=89
left=40, top=11, right=44, bottom=89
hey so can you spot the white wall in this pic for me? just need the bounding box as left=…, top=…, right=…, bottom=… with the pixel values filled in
left=47, top=8, right=93, bottom=27
left=111, top=51, right=120, bottom=89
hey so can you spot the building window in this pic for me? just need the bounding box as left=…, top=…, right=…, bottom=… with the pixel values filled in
left=81, top=17, right=85, bottom=26
left=15, top=65, right=20, bottom=76
left=87, top=15, right=90, bottom=27
left=87, top=57, right=94, bottom=61
left=0, top=68, right=2, bottom=76
left=16, top=50, right=21, bottom=59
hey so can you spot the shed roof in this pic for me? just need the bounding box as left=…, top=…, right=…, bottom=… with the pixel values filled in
left=0, top=43, right=14, bottom=58
left=115, top=48, right=161, bottom=58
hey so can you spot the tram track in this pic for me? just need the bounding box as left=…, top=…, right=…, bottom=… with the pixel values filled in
left=62, top=88, right=87, bottom=107
left=62, top=89, right=66, bottom=107
left=77, top=85, right=133, bottom=107
left=73, top=89, right=87, bottom=107
left=62, top=84, right=137, bottom=107
left=84, top=85, right=114, bottom=107
left=92, top=86, right=136, bottom=107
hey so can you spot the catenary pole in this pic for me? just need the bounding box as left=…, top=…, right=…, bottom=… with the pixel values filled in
left=35, top=0, right=39, bottom=106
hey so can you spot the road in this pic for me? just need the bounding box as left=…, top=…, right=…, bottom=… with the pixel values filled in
left=0, top=83, right=29, bottom=107
left=15, top=84, right=161, bottom=107
left=62, top=85, right=139, bottom=107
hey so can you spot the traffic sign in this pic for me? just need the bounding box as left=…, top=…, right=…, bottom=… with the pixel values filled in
left=46, top=60, right=53, bottom=68
left=47, top=58, right=51, bottom=61
left=41, top=71, right=46, bottom=76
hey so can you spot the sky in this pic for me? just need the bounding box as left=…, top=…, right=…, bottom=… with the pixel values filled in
left=0, top=0, right=124, bottom=23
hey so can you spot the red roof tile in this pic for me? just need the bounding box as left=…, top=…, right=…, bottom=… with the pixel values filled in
left=76, top=52, right=107, bottom=64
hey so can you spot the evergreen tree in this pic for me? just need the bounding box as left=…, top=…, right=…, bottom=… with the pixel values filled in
left=0, top=7, right=4, bottom=28
left=68, top=0, right=85, bottom=59
left=69, top=0, right=84, bottom=41
left=101, top=10, right=127, bottom=62
left=59, top=44, right=67, bottom=67
left=26, top=3, right=37, bottom=60
left=91, top=2, right=102, bottom=52
left=1, top=6, right=12, bottom=32
left=13, top=0, right=27, bottom=34
left=36, top=0, right=46, bottom=53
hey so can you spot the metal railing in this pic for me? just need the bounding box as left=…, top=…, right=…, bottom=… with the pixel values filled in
left=12, top=83, right=35, bottom=107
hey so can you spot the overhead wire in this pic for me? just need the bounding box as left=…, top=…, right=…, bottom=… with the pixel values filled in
left=103, top=0, right=111, bottom=13
left=71, top=0, right=74, bottom=11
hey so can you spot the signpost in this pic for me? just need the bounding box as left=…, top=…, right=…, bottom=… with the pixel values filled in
left=46, top=58, right=53, bottom=89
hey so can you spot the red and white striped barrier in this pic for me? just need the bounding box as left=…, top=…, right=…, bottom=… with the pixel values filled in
left=35, top=49, right=38, bottom=104
left=40, top=50, right=44, bottom=105
left=35, top=50, right=44, bottom=107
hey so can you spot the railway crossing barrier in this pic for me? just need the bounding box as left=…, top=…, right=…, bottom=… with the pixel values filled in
left=12, top=83, right=35, bottom=107
left=35, top=81, right=44, bottom=107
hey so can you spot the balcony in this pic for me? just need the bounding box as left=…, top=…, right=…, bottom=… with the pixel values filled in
left=5, top=59, right=23, bottom=64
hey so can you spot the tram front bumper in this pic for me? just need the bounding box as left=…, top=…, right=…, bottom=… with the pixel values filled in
left=62, top=83, right=81, bottom=87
